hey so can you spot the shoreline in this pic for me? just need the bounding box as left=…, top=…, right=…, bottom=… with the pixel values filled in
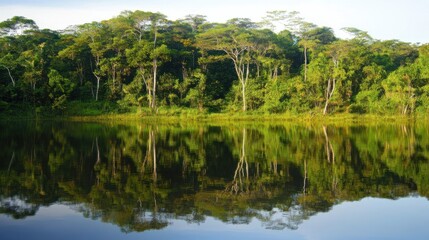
left=0, top=111, right=422, bottom=125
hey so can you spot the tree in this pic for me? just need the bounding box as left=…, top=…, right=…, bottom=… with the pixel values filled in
left=0, top=53, right=17, bottom=87
left=0, top=17, right=38, bottom=89
left=69, top=22, right=109, bottom=101
left=351, top=63, right=386, bottom=113
left=181, top=15, right=207, bottom=33
left=196, top=23, right=256, bottom=111
left=18, top=43, right=44, bottom=92
left=382, top=65, right=418, bottom=114
left=123, top=11, right=171, bottom=110
left=57, top=33, right=94, bottom=100
left=0, top=16, right=38, bottom=36
left=126, top=40, right=170, bottom=109
left=322, top=41, right=349, bottom=115
left=263, top=11, right=318, bottom=82
left=252, top=29, right=287, bottom=80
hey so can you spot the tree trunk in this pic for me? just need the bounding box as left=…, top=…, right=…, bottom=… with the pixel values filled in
left=229, top=50, right=251, bottom=112
left=323, top=80, right=331, bottom=115
left=304, top=46, right=308, bottom=82
left=256, top=63, right=260, bottom=78
left=323, top=58, right=338, bottom=115
left=151, top=59, right=158, bottom=110
left=139, top=66, right=153, bottom=109
left=273, top=66, right=278, bottom=80
left=403, top=104, right=408, bottom=115
left=241, top=61, right=250, bottom=112
left=323, top=77, right=335, bottom=115
left=1, top=65, right=15, bottom=87
left=242, top=81, right=246, bottom=112
left=232, top=59, right=248, bottom=112
left=94, top=73, right=101, bottom=101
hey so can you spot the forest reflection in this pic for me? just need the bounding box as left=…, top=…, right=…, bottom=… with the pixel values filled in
left=0, top=121, right=428, bottom=232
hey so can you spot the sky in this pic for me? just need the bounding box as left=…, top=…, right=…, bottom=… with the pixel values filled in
left=0, top=0, right=427, bottom=43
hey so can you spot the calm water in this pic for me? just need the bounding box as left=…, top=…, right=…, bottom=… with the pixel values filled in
left=1, top=120, right=429, bottom=240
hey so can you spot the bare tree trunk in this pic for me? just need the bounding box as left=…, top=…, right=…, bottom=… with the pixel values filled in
left=93, top=73, right=101, bottom=101
left=304, top=46, right=308, bottom=82
left=245, top=61, right=249, bottom=111
left=151, top=59, right=158, bottom=110
left=96, top=76, right=100, bottom=101
left=323, top=78, right=332, bottom=115
left=1, top=65, right=15, bottom=87
left=139, top=66, right=153, bottom=108
left=323, top=59, right=338, bottom=115
left=403, top=105, right=408, bottom=115
left=242, top=81, right=246, bottom=112
left=273, top=66, right=278, bottom=80
left=229, top=51, right=250, bottom=112
left=256, top=63, right=260, bottom=78
left=240, top=61, right=250, bottom=112
left=90, top=58, right=101, bottom=101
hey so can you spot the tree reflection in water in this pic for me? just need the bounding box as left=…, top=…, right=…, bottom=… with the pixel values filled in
left=0, top=121, right=427, bottom=232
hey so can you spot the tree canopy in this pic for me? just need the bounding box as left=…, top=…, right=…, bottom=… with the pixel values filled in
left=0, top=11, right=427, bottom=116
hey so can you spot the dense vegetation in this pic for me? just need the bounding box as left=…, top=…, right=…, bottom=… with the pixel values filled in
left=1, top=11, right=428, bottom=116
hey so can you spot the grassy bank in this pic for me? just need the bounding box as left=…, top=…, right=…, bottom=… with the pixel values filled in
left=0, top=101, right=424, bottom=124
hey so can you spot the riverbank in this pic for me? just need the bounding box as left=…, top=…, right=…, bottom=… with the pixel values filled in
left=0, top=102, right=421, bottom=124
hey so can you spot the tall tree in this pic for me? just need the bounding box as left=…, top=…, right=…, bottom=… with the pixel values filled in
left=67, top=22, right=110, bottom=101
left=0, top=16, right=38, bottom=36
left=0, top=49, right=17, bottom=87
left=196, top=23, right=256, bottom=111
left=123, top=11, right=170, bottom=110
left=263, top=11, right=317, bottom=82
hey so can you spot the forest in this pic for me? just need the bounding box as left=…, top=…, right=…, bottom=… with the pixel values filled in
left=0, top=10, right=428, bottom=117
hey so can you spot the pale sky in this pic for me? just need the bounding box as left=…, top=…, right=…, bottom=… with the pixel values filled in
left=0, top=0, right=428, bottom=43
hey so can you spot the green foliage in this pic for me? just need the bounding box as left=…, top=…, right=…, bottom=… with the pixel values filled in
left=381, top=65, right=419, bottom=114
left=350, top=89, right=382, bottom=113
left=65, top=100, right=118, bottom=116
left=0, top=12, right=428, bottom=117
left=0, top=16, right=38, bottom=36
left=48, top=69, right=75, bottom=111
left=262, top=77, right=288, bottom=113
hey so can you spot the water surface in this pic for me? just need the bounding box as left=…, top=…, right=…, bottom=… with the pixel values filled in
left=1, top=121, right=428, bottom=239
